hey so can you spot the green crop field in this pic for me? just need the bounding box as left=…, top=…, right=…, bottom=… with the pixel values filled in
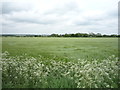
left=2, top=37, right=118, bottom=60
left=1, top=37, right=119, bottom=88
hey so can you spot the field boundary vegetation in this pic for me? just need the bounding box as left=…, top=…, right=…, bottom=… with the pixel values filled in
left=1, top=32, right=120, bottom=37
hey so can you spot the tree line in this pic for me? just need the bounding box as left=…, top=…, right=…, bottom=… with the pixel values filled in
left=1, top=33, right=120, bottom=37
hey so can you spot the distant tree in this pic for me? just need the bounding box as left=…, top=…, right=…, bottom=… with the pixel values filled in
left=51, top=34, right=59, bottom=37
left=75, top=33, right=82, bottom=37
left=103, top=34, right=107, bottom=37
left=83, top=33, right=89, bottom=37
left=89, top=32, right=96, bottom=37
left=71, top=34, right=75, bottom=37
left=110, top=34, right=117, bottom=37
left=96, top=33, right=102, bottom=37
left=64, top=34, right=71, bottom=37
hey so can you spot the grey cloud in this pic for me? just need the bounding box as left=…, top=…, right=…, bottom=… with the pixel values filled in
left=2, top=2, right=14, bottom=14
left=2, top=2, right=31, bottom=14
left=109, top=9, right=118, bottom=18
left=75, top=10, right=118, bottom=26
left=0, top=3, right=2, bottom=14
left=74, top=17, right=102, bottom=26
left=118, top=1, right=120, bottom=17
left=2, top=23, right=15, bottom=27
left=75, top=21, right=95, bottom=26
left=11, top=18, right=55, bottom=25
left=4, top=14, right=58, bottom=25
left=44, top=2, right=80, bottom=15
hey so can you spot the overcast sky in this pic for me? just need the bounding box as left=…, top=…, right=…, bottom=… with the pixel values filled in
left=1, top=0, right=119, bottom=34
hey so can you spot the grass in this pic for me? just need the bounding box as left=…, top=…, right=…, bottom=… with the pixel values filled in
left=2, top=37, right=118, bottom=60
left=1, top=37, right=119, bottom=88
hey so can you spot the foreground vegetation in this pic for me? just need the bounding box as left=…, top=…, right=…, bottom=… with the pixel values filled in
left=2, top=51, right=119, bottom=88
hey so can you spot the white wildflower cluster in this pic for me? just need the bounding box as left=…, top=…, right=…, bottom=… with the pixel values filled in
left=1, top=52, right=119, bottom=88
